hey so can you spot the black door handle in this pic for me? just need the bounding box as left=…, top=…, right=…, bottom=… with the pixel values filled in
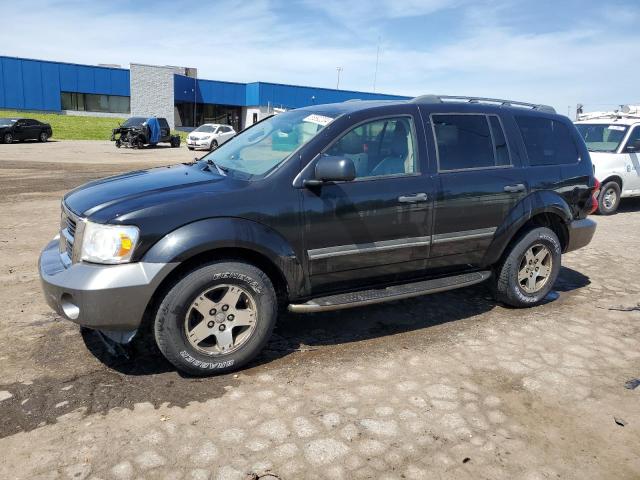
left=398, top=193, right=428, bottom=203
left=504, top=184, right=526, bottom=193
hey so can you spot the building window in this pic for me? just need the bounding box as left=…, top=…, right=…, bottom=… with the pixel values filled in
left=61, top=92, right=130, bottom=114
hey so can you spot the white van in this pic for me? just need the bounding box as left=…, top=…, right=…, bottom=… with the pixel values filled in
left=575, top=107, right=640, bottom=214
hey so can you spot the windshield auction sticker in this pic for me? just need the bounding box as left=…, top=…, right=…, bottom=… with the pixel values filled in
left=304, top=114, right=333, bottom=126
left=608, top=125, right=626, bottom=131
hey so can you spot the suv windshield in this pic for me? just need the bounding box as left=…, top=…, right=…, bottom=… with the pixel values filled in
left=575, top=123, right=629, bottom=152
left=0, top=118, right=17, bottom=127
left=122, top=117, right=147, bottom=127
left=201, top=109, right=338, bottom=178
left=194, top=125, right=216, bottom=133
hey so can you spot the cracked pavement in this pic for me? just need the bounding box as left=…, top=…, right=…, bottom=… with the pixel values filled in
left=0, top=141, right=639, bottom=479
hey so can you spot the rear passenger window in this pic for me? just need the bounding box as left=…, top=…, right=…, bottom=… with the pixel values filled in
left=432, top=114, right=510, bottom=171
left=515, top=116, right=579, bottom=166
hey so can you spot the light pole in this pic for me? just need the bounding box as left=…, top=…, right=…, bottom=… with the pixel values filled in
left=193, top=76, right=197, bottom=128
left=336, top=67, right=343, bottom=90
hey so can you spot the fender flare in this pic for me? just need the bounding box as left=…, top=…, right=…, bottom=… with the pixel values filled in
left=142, top=217, right=305, bottom=297
left=482, top=190, right=572, bottom=266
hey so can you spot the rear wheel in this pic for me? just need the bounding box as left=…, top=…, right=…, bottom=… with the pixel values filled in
left=3, top=132, right=13, bottom=144
left=154, top=261, right=277, bottom=375
left=493, top=227, right=561, bottom=307
left=39, top=131, right=48, bottom=142
left=597, top=181, right=621, bottom=215
left=188, top=146, right=194, bottom=151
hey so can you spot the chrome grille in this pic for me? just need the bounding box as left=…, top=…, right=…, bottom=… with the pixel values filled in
left=59, top=204, right=82, bottom=266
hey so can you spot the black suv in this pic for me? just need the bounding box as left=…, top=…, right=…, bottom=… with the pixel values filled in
left=39, top=95, right=597, bottom=375
left=111, top=116, right=180, bottom=148
left=1, top=118, right=52, bottom=143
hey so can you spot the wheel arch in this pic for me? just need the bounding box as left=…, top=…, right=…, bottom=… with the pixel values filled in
left=601, top=175, right=623, bottom=189
left=141, top=217, right=304, bottom=302
left=137, top=217, right=304, bottom=337
left=482, top=191, right=572, bottom=267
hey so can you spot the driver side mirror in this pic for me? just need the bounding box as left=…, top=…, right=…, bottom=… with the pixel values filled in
left=305, top=155, right=356, bottom=186
left=627, top=139, right=640, bottom=152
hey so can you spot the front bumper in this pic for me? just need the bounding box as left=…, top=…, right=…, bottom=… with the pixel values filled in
left=565, top=218, right=597, bottom=253
left=39, top=239, right=177, bottom=331
left=186, top=138, right=212, bottom=149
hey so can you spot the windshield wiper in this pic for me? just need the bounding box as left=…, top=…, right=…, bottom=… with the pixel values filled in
left=206, top=158, right=228, bottom=176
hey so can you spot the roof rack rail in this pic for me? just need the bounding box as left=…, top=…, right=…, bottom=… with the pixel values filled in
left=410, top=94, right=556, bottom=114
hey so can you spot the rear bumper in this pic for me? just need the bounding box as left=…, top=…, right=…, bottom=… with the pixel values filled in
left=565, top=218, right=596, bottom=253
left=39, top=239, right=178, bottom=331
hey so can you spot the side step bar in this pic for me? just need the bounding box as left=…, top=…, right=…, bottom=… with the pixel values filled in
left=288, top=271, right=492, bottom=313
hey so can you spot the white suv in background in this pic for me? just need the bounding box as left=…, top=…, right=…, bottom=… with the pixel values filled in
left=187, top=124, right=236, bottom=151
left=575, top=108, right=640, bottom=214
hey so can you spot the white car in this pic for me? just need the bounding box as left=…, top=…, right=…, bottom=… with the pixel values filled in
left=575, top=108, right=640, bottom=214
left=186, top=124, right=236, bottom=151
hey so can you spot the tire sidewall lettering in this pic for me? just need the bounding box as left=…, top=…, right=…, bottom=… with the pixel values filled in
left=179, top=350, right=235, bottom=369
left=210, top=272, right=262, bottom=294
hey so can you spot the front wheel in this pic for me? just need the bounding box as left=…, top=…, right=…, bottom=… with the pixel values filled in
left=493, top=227, right=561, bottom=308
left=597, top=181, right=621, bottom=215
left=209, top=140, right=218, bottom=151
left=154, top=261, right=277, bottom=375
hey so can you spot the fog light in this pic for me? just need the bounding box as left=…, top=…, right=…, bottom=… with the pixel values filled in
left=60, top=293, right=79, bottom=320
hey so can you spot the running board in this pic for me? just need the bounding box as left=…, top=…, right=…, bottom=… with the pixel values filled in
left=288, top=271, right=492, bottom=313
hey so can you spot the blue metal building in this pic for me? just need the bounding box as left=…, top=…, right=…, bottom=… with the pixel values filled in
left=0, top=55, right=410, bottom=129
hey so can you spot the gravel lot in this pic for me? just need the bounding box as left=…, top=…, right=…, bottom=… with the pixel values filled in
left=0, top=140, right=639, bottom=480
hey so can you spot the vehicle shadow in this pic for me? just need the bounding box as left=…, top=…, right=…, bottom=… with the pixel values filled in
left=617, top=197, right=640, bottom=213
left=82, top=266, right=590, bottom=376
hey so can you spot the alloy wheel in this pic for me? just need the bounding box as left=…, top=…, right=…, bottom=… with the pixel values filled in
left=184, top=284, right=257, bottom=355
left=602, top=188, right=617, bottom=211
left=518, top=243, right=553, bottom=294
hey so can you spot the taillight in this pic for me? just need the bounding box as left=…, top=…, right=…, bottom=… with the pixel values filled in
left=588, top=178, right=600, bottom=215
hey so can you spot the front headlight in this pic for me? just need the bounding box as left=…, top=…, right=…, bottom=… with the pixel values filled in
left=80, top=221, right=140, bottom=264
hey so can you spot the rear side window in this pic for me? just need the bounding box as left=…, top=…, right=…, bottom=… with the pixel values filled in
left=158, top=118, right=169, bottom=129
left=432, top=114, right=511, bottom=171
left=515, top=116, right=579, bottom=166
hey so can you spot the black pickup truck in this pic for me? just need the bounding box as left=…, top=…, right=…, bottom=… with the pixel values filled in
left=40, top=95, right=597, bottom=375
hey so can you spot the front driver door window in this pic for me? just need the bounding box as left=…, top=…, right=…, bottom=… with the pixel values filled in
left=325, top=117, right=417, bottom=179
left=301, top=112, right=434, bottom=292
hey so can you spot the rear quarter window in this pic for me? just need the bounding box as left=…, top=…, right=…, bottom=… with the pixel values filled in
left=516, top=116, right=579, bottom=166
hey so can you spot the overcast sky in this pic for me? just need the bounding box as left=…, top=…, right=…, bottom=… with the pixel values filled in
left=1, top=0, right=639, bottom=114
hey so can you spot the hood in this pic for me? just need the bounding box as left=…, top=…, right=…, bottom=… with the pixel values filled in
left=64, top=163, right=227, bottom=219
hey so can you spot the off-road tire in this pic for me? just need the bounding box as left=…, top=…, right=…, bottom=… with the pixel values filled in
left=597, top=181, right=621, bottom=215
left=154, top=261, right=277, bottom=376
left=493, top=227, right=561, bottom=308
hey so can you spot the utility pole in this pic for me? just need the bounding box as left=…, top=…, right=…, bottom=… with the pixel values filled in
left=373, top=37, right=381, bottom=92
left=193, top=75, right=197, bottom=127
left=336, top=67, right=343, bottom=90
